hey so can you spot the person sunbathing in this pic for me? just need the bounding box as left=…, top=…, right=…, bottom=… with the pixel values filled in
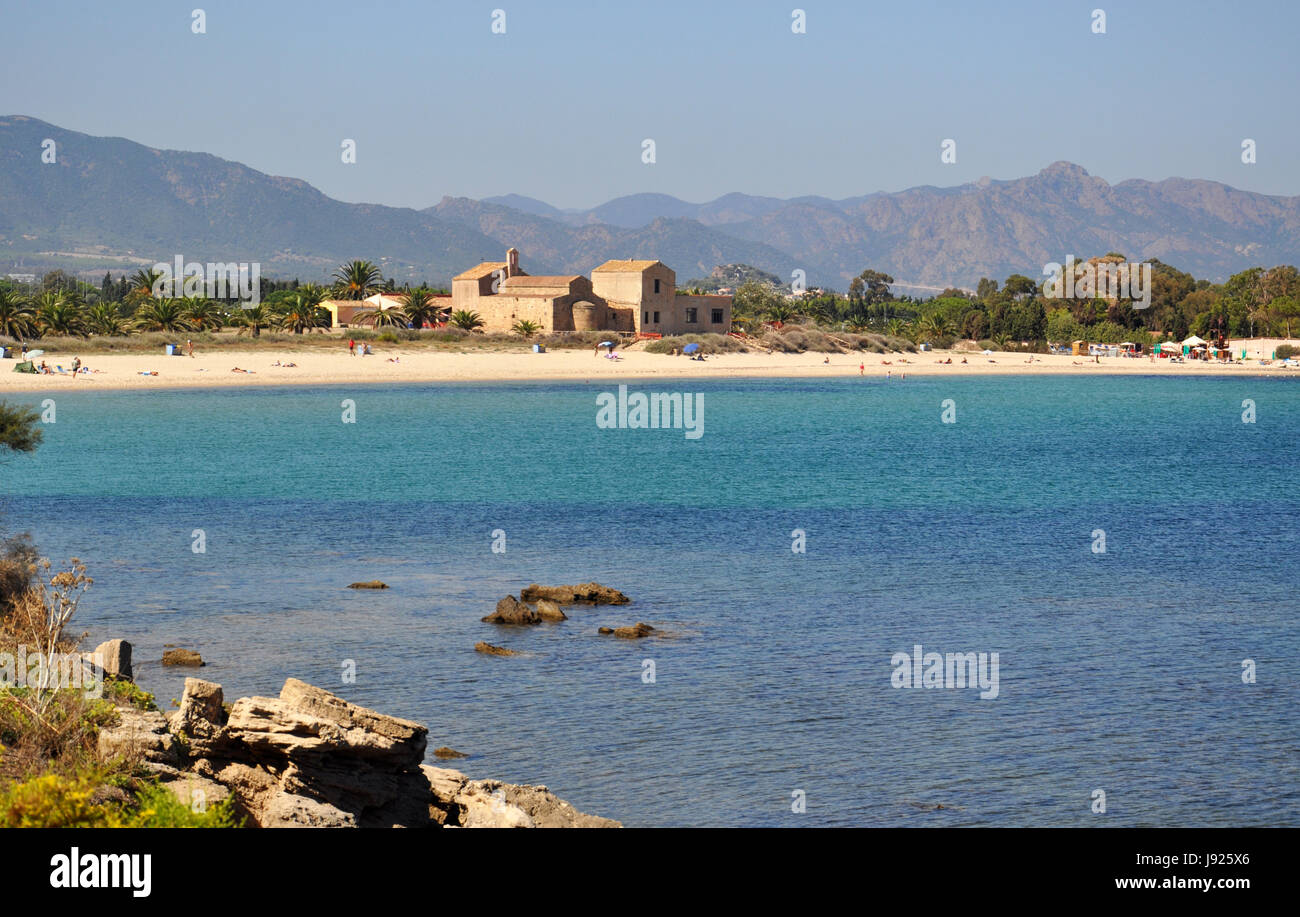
left=230, top=367, right=254, bottom=373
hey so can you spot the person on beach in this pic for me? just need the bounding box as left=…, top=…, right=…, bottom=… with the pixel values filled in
left=348, top=338, right=356, bottom=356
left=186, top=339, right=194, bottom=358
left=71, top=356, right=81, bottom=380
left=859, top=362, right=864, bottom=376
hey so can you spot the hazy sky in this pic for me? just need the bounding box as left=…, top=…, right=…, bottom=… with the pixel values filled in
left=3, top=0, right=1298, bottom=209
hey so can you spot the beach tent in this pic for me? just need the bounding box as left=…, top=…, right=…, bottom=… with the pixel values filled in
left=682, top=343, right=701, bottom=354
left=1182, top=335, right=1207, bottom=347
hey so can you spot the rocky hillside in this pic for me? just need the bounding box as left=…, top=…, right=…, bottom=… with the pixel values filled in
left=4, top=115, right=1299, bottom=289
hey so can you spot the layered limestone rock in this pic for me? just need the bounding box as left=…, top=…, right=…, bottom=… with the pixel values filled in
left=149, top=676, right=619, bottom=828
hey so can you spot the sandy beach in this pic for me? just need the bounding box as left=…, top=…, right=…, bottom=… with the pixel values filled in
left=2, top=338, right=1297, bottom=393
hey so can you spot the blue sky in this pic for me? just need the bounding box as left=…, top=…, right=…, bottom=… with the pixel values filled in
left=2, top=0, right=1298, bottom=208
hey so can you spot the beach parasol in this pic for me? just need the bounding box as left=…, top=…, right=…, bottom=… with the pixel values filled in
left=598, top=341, right=614, bottom=348
left=981, top=349, right=994, bottom=355
left=683, top=343, right=701, bottom=354
left=24, top=349, right=44, bottom=359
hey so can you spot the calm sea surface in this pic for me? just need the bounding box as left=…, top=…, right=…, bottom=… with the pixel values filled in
left=2, top=375, right=1297, bottom=826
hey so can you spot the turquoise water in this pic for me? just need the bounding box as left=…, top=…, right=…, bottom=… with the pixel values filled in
left=2, top=375, right=1297, bottom=826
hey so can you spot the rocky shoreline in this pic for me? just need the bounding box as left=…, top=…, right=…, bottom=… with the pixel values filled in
left=93, top=641, right=620, bottom=828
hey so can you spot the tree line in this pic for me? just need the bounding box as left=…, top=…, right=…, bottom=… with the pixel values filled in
left=731, top=257, right=1300, bottom=345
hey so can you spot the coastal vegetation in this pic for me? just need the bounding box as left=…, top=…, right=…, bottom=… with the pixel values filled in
left=2, top=257, right=1298, bottom=360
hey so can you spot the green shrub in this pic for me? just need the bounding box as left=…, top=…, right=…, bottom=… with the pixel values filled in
left=104, top=679, right=157, bottom=712
left=642, top=333, right=744, bottom=354
left=0, top=770, right=242, bottom=827
left=1275, top=344, right=1297, bottom=359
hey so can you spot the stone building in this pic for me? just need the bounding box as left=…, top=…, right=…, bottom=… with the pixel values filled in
left=450, top=247, right=732, bottom=335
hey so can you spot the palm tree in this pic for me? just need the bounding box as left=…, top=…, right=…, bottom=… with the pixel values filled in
left=134, top=298, right=193, bottom=332
left=35, top=292, right=87, bottom=337
left=127, top=267, right=167, bottom=305
left=86, top=303, right=128, bottom=336
left=399, top=288, right=442, bottom=329
left=449, top=310, right=485, bottom=331
left=885, top=318, right=906, bottom=338
left=511, top=319, right=541, bottom=337
left=332, top=260, right=383, bottom=300
left=276, top=293, right=329, bottom=334
left=349, top=302, right=408, bottom=328
left=231, top=304, right=272, bottom=337
left=917, top=314, right=952, bottom=341
left=180, top=297, right=225, bottom=331
left=0, top=289, right=37, bottom=341
left=765, top=302, right=794, bottom=324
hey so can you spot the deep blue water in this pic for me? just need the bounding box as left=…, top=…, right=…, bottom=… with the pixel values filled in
left=1, top=375, right=1297, bottom=826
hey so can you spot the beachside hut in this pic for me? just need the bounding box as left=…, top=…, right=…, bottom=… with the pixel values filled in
left=1071, top=340, right=1087, bottom=356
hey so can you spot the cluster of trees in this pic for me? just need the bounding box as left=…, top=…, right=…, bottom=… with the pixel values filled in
left=731, top=258, right=1300, bottom=345
left=0, top=260, right=469, bottom=341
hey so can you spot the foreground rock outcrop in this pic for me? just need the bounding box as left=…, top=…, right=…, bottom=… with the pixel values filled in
left=104, top=674, right=618, bottom=828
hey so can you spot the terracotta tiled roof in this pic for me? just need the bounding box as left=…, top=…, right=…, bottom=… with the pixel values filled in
left=591, top=259, right=663, bottom=272
left=502, top=275, right=582, bottom=288
left=453, top=261, right=508, bottom=281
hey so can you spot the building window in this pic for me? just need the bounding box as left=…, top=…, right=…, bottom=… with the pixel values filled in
left=685, top=308, right=697, bottom=323
left=653, top=311, right=660, bottom=323
left=643, top=311, right=649, bottom=324
left=653, top=279, right=660, bottom=294
left=712, top=309, right=724, bottom=324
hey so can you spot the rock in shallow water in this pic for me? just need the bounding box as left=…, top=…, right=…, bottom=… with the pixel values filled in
left=347, top=581, right=389, bottom=589
left=475, top=641, right=519, bottom=656
left=482, top=595, right=542, bottom=625
left=162, top=647, right=204, bottom=666
left=520, top=582, right=629, bottom=605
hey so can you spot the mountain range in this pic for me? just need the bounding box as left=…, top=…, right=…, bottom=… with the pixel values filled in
left=3, top=115, right=1299, bottom=292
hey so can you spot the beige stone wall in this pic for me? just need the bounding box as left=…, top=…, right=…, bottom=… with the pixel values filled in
left=593, top=264, right=676, bottom=334
left=473, top=295, right=563, bottom=333
left=673, top=294, right=733, bottom=335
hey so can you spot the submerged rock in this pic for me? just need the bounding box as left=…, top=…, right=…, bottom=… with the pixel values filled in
left=475, top=641, right=519, bottom=657
left=481, top=595, right=541, bottom=625
left=434, top=746, right=468, bottom=759
left=162, top=648, right=204, bottom=667
left=597, top=627, right=614, bottom=635
left=613, top=623, right=655, bottom=639
left=520, top=583, right=629, bottom=605
left=348, top=581, right=389, bottom=589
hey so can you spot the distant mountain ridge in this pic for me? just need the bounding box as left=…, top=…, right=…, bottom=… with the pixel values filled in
left=3, top=115, right=1298, bottom=290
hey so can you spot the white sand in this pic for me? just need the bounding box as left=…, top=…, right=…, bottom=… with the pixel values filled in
left=2, top=338, right=1297, bottom=393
